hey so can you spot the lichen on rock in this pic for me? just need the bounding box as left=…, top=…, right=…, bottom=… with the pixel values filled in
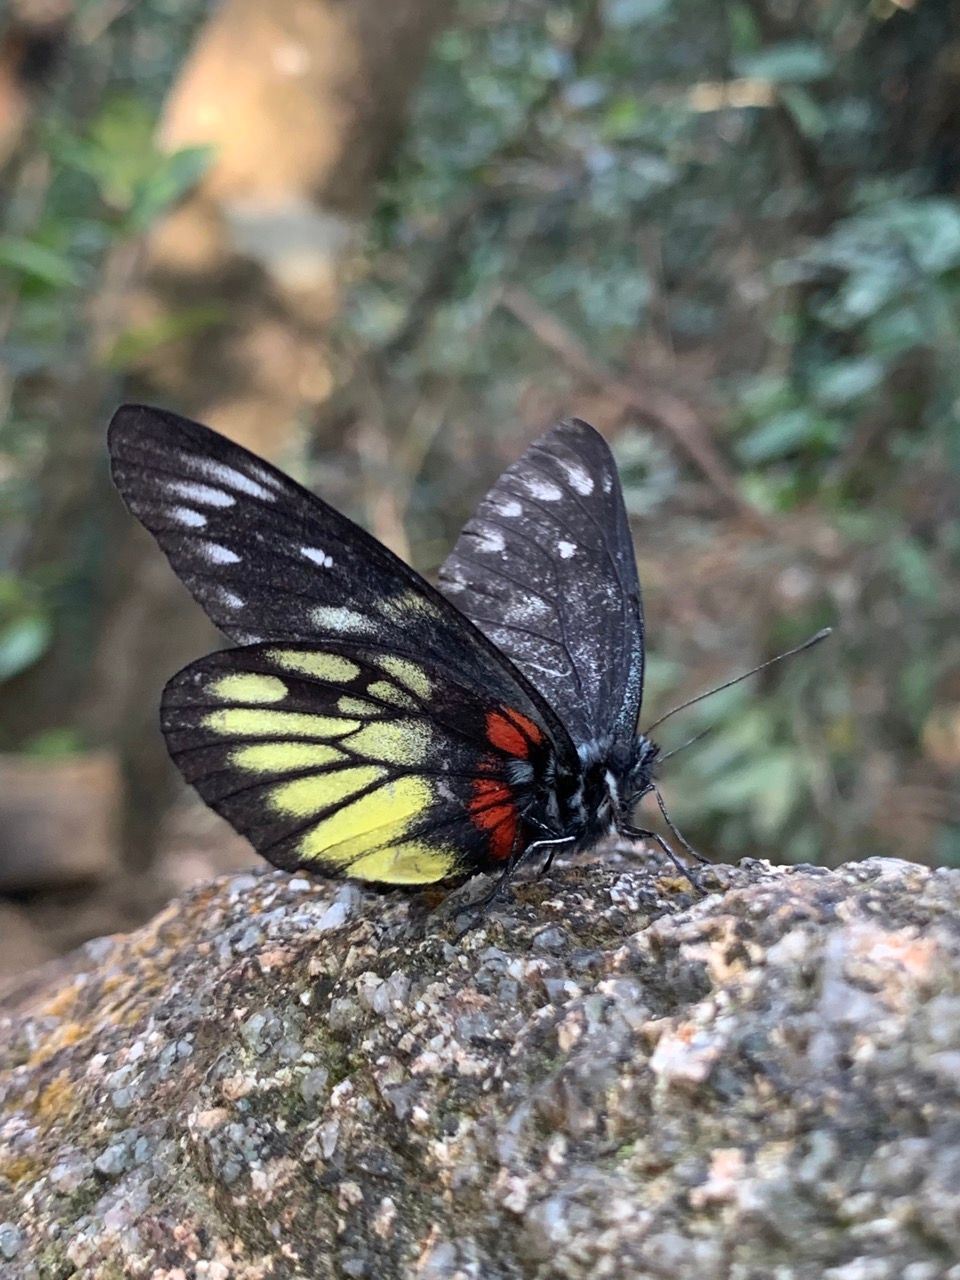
left=2, top=854, right=960, bottom=1279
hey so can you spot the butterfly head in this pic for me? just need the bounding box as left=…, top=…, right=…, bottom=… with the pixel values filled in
left=554, top=734, right=659, bottom=847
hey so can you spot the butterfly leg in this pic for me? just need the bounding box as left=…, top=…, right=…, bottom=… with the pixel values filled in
left=454, top=851, right=525, bottom=936
left=623, top=825, right=708, bottom=898
left=474, top=852, right=524, bottom=913
left=459, top=835, right=575, bottom=932
left=535, top=835, right=575, bottom=878
left=520, top=814, right=575, bottom=879
left=654, top=788, right=712, bottom=865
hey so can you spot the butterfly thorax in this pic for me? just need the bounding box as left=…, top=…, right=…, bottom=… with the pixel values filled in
left=547, top=734, right=659, bottom=850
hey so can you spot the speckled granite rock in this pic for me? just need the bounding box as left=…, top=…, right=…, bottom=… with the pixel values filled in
left=2, top=854, right=960, bottom=1280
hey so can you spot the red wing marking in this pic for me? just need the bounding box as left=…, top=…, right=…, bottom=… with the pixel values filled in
left=485, top=707, right=544, bottom=758
left=503, top=706, right=545, bottom=745
left=469, top=777, right=518, bottom=861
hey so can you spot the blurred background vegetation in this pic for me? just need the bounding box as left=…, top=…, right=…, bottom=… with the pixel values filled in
left=0, top=0, right=957, bottom=977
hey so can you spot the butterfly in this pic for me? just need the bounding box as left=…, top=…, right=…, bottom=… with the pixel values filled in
left=108, top=405, right=710, bottom=894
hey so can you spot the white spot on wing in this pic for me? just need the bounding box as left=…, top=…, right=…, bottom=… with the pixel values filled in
left=168, top=480, right=235, bottom=508
left=202, top=543, right=241, bottom=565
left=311, top=606, right=371, bottom=634
left=492, top=498, right=523, bottom=518
left=516, top=595, right=549, bottom=619
left=560, top=460, right=594, bottom=495
left=557, top=541, right=576, bottom=559
left=301, top=545, right=334, bottom=568
left=218, top=588, right=244, bottom=609
left=169, top=506, right=206, bottom=528
left=473, top=527, right=505, bottom=553
left=601, top=472, right=613, bottom=494
left=192, top=457, right=275, bottom=501
left=524, top=476, right=562, bottom=501
left=507, top=595, right=551, bottom=626
left=249, top=465, right=283, bottom=493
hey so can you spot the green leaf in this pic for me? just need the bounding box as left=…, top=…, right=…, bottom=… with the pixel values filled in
left=865, top=306, right=928, bottom=356
left=606, top=0, right=672, bottom=28
left=737, top=408, right=837, bottom=463
left=23, top=728, right=83, bottom=759
left=778, top=86, right=827, bottom=140
left=127, top=145, right=213, bottom=231
left=751, top=754, right=802, bottom=838
left=0, top=237, right=82, bottom=288
left=874, top=200, right=960, bottom=275
left=716, top=751, right=800, bottom=822
left=829, top=267, right=903, bottom=325
left=934, top=825, right=960, bottom=868
left=0, top=615, right=51, bottom=681
left=735, top=41, right=832, bottom=84
left=102, top=303, right=228, bottom=369
left=727, top=3, right=760, bottom=53
left=812, top=357, right=885, bottom=408
left=54, top=96, right=211, bottom=229
left=888, top=537, right=940, bottom=604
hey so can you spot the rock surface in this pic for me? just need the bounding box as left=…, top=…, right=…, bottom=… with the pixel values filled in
left=2, top=854, right=960, bottom=1279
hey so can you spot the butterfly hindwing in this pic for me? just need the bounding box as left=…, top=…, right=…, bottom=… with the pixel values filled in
left=438, top=419, right=645, bottom=751
left=163, top=642, right=554, bottom=883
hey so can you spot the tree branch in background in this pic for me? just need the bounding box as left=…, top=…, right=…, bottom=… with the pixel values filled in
left=498, top=286, right=771, bottom=529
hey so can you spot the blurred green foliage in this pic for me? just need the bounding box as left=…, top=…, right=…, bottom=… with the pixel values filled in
left=0, top=2, right=207, bottom=706
left=1, top=0, right=958, bottom=869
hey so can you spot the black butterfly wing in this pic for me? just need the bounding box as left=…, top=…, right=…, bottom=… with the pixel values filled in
left=108, top=403, right=575, bottom=752
left=163, top=641, right=555, bottom=882
left=438, top=419, right=644, bottom=751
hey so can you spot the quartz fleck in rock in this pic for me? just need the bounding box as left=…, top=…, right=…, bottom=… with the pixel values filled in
left=0, top=1222, right=22, bottom=1259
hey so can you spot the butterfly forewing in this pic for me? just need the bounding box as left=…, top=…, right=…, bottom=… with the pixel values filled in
left=438, top=419, right=644, bottom=750
left=163, top=642, right=553, bottom=883
left=108, top=405, right=576, bottom=749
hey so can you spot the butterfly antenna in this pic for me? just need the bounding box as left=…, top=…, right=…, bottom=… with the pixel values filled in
left=644, top=627, right=832, bottom=735
left=658, top=724, right=715, bottom=764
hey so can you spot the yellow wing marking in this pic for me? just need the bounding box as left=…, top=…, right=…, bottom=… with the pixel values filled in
left=338, top=696, right=373, bottom=716
left=349, top=841, right=457, bottom=884
left=345, top=719, right=430, bottom=766
left=267, top=650, right=361, bottom=682
left=379, top=656, right=431, bottom=699
left=269, top=765, right=384, bottom=818
left=231, top=742, right=345, bottom=773
left=299, top=775, right=431, bottom=865
left=202, top=708, right=360, bottom=738
left=382, top=590, right=444, bottom=624
left=210, top=673, right=287, bottom=704
left=366, top=681, right=416, bottom=710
